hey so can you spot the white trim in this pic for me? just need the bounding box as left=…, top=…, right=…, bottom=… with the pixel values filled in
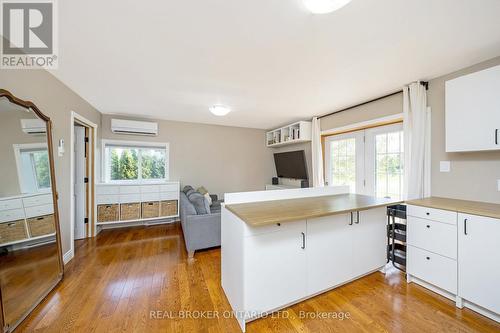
left=321, top=113, right=403, bottom=136
left=63, top=248, right=74, bottom=265
left=69, top=111, right=98, bottom=265
left=101, top=139, right=170, bottom=184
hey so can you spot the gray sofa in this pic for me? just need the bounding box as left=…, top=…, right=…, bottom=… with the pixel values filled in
left=180, top=189, right=222, bottom=258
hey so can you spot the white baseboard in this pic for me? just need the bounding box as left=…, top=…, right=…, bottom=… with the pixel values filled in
left=63, top=248, right=74, bottom=265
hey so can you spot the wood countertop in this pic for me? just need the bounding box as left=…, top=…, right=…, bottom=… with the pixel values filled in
left=225, top=194, right=400, bottom=227
left=406, top=196, right=500, bottom=220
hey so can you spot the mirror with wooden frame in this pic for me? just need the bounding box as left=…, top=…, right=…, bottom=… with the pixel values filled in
left=0, top=89, right=63, bottom=333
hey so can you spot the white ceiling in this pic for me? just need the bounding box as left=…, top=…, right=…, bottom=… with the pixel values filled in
left=52, top=0, right=500, bottom=129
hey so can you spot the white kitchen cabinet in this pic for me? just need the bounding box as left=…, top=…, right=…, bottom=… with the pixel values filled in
left=306, top=214, right=352, bottom=295
left=306, top=208, right=386, bottom=296
left=445, top=64, right=500, bottom=152
left=352, top=208, right=387, bottom=278
left=245, top=221, right=307, bottom=314
left=458, top=213, right=500, bottom=315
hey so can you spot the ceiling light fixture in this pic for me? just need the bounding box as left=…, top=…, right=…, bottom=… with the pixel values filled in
left=209, top=104, right=231, bottom=116
left=303, top=0, right=352, bottom=14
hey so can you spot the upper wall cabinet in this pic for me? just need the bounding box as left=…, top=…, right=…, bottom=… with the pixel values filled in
left=445, top=64, right=500, bottom=152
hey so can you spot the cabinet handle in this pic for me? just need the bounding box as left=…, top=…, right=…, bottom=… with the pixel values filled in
left=426, top=256, right=430, bottom=260
left=464, top=218, right=468, bottom=235
left=355, top=211, right=360, bottom=224
left=426, top=225, right=430, bottom=228
left=426, top=212, right=430, bottom=216
left=276, top=223, right=281, bottom=226
left=496, top=129, right=499, bottom=145
left=349, top=212, right=353, bottom=225
left=301, top=232, right=306, bottom=249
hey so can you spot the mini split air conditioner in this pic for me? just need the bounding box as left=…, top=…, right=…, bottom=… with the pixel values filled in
left=21, top=119, right=46, bottom=134
left=111, top=119, right=158, bottom=136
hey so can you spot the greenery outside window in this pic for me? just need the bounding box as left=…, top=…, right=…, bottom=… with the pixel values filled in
left=103, top=140, right=169, bottom=183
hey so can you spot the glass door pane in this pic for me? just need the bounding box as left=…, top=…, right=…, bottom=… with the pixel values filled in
left=325, top=131, right=364, bottom=193
left=365, top=123, right=404, bottom=200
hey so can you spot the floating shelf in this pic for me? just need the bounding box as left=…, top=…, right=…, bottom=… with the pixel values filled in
left=266, top=121, right=312, bottom=147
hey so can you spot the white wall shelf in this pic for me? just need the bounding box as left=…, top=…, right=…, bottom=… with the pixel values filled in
left=266, top=121, right=312, bottom=147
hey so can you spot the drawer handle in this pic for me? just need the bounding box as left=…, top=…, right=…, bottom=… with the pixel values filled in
left=106, top=205, right=112, bottom=208
left=276, top=223, right=281, bottom=226
left=148, top=203, right=154, bottom=206
left=7, top=223, right=16, bottom=227
left=426, top=256, right=430, bottom=260
left=464, top=218, right=468, bottom=235
left=426, top=212, right=430, bottom=216
left=37, top=217, right=44, bottom=220
left=301, top=232, right=306, bottom=249
left=426, top=225, right=430, bottom=228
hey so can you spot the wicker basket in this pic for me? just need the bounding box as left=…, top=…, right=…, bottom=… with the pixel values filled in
left=27, top=214, right=56, bottom=237
left=120, top=203, right=141, bottom=221
left=97, top=204, right=119, bottom=223
left=142, top=201, right=159, bottom=219
left=0, top=219, right=28, bottom=244
left=160, top=200, right=178, bottom=217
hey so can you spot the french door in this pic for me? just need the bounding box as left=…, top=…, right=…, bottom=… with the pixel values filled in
left=325, top=123, right=404, bottom=200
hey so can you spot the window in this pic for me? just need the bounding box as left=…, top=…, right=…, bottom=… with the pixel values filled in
left=324, top=122, right=404, bottom=200
left=14, top=143, right=51, bottom=193
left=103, top=140, right=169, bottom=183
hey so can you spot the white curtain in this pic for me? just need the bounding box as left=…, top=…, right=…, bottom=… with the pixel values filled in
left=311, top=117, right=325, bottom=187
left=403, top=82, right=431, bottom=200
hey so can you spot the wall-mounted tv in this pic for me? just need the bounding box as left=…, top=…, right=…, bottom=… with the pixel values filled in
left=273, top=150, right=308, bottom=180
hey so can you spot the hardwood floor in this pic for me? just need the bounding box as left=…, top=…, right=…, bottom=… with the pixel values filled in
left=16, top=223, right=500, bottom=332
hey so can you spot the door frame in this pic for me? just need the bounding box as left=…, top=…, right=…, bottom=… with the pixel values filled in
left=68, top=111, right=97, bottom=264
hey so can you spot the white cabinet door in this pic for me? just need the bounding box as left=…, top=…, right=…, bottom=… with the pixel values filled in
left=306, top=214, right=353, bottom=295
left=446, top=64, right=500, bottom=152
left=245, top=222, right=307, bottom=314
left=458, top=214, right=500, bottom=314
left=352, top=208, right=387, bottom=278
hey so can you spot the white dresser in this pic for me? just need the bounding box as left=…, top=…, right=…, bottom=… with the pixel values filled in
left=0, top=193, right=55, bottom=247
left=406, top=198, right=500, bottom=323
left=95, top=182, right=180, bottom=226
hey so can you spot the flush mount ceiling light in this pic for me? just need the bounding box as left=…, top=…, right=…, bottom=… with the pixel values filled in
left=209, top=104, right=231, bottom=116
left=303, top=0, right=352, bottom=14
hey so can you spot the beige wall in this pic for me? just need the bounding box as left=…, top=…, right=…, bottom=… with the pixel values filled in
left=320, top=92, right=403, bottom=131
left=0, top=70, right=102, bottom=255
left=101, top=115, right=275, bottom=196
left=0, top=109, right=45, bottom=196
left=428, top=56, right=500, bottom=203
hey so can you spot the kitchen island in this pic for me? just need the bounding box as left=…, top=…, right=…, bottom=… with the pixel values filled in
left=221, top=187, right=399, bottom=332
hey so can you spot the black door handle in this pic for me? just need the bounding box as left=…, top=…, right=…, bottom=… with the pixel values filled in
left=464, top=218, right=468, bottom=235
left=355, top=211, right=360, bottom=224
left=496, top=129, right=499, bottom=145
left=349, top=212, right=353, bottom=225
left=301, top=232, right=306, bottom=249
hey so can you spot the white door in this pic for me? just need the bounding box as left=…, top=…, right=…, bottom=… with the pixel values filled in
left=365, top=124, right=404, bottom=200
left=245, top=223, right=307, bottom=314
left=74, top=125, right=87, bottom=240
left=306, top=213, right=353, bottom=295
left=446, top=64, right=500, bottom=152
left=351, top=208, right=387, bottom=278
left=324, top=131, right=365, bottom=194
left=458, top=213, right=500, bottom=314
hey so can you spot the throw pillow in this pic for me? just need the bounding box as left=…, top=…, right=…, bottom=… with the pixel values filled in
left=188, top=192, right=209, bottom=215
left=204, top=192, right=212, bottom=205
left=182, top=185, right=194, bottom=194
left=197, top=186, right=208, bottom=195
